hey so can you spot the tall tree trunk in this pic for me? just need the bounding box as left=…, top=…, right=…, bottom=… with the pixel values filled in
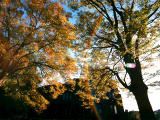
left=132, top=85, right=156, bottom=120
left=124, top=54, right=156, bottom=120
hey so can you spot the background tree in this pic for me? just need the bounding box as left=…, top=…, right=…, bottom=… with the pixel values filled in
left=0, top=0, right=77, bottom=114
left=0, top=0, right=77, bottom=85
left=60, top=0, right=160, bottom=120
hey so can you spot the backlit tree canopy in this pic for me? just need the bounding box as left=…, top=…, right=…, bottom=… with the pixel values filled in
left=0, top=0, right=78, bottom=112
left=0, top=0, right=77, bottom=85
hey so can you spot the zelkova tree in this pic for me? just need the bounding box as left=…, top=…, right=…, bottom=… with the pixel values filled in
left=0, top=0, right=77, bottom=112
left=60, top=0, right=160, bottom=120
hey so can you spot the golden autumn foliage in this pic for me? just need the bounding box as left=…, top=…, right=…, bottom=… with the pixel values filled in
left=76, top=70, right=121, bottom=109
left=0, top=0, right=77, bottom=83
left=0, top=0, right=77, bottom=112
left=69, top=12, right=121, bottom=108
left=45, top=81, right=66, bottom=99
left=24, top=90, right=50, bottom=113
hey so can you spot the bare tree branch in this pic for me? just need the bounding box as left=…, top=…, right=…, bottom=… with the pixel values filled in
left=109, top=0, right=128, bottom=34
left=104, top=67, right=130, bottom=89
left=130, top=0, right=135, bottom=12
left=148, top=7, right=159, bottom=19
left=88, top=0, right=114, bottom=26
left=149, top=12, right=160, bottom=24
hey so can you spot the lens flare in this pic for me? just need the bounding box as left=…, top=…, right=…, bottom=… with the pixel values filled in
left=125, top=63, right=136, bottom=68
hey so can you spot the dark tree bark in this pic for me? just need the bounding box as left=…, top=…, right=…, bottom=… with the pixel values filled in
left=132, top=86, right=155, bottom=120
left=124, top=54, right=156, bottom=120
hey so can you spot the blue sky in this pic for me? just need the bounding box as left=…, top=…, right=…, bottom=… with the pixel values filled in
left=60, top=3, right=78, bottom=25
